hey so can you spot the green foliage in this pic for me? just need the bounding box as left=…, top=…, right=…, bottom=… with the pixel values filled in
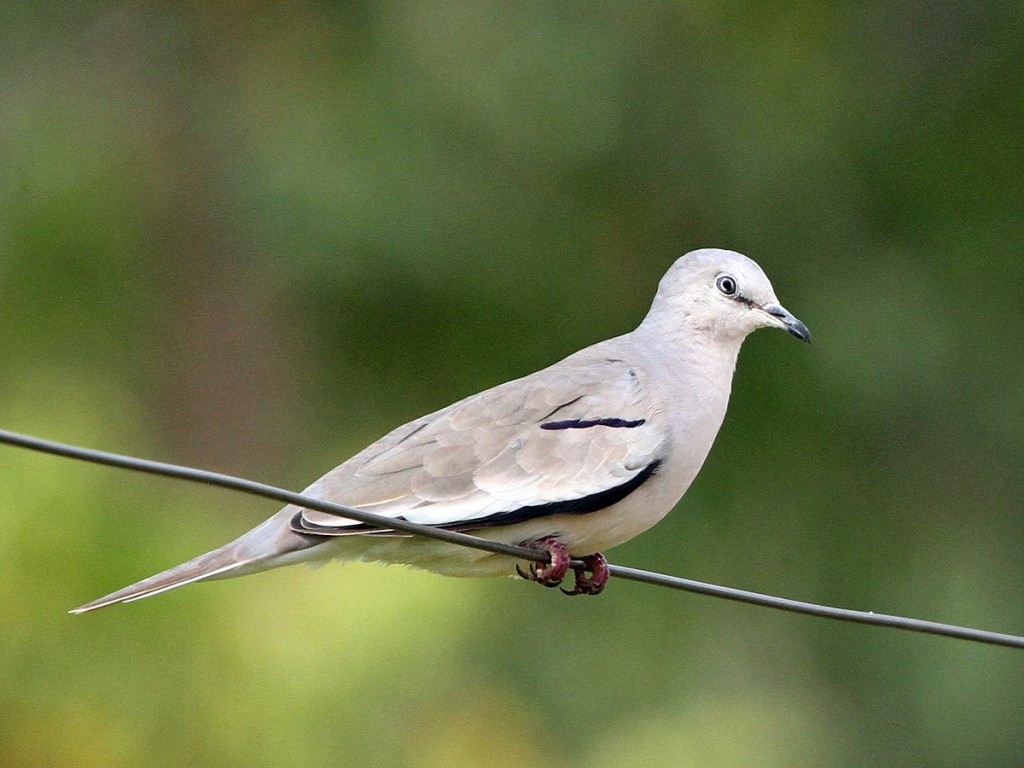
left=2, top=2, right=1023, bottom=766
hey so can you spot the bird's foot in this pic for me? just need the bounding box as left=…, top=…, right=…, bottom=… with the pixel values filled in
left=561, top=553, right=609, bottom=596
left=516, top=536, right=570, bottom=588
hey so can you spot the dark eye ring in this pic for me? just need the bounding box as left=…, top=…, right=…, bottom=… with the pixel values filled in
left=716, top=274, right=738, bottom=297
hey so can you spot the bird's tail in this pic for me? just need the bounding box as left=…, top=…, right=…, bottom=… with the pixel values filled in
left=70, top=511, right=320, bottom=614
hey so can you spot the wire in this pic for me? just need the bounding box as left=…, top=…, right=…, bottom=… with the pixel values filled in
left=1, top=428, right=1022, bottom=649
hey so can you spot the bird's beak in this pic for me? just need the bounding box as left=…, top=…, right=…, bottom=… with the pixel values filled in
left=762, top=303, right=811, bottom=343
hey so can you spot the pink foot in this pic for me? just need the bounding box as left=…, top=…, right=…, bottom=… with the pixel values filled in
left=516, top=536, right=570, bottom=588
left=561, top=553, right=609, bottom=596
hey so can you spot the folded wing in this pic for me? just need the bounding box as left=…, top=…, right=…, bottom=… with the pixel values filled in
left=292, top=355, right=669, bottom=535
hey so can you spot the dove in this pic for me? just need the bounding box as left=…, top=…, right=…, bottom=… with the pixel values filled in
left=71, top=248, right=809, bottom=613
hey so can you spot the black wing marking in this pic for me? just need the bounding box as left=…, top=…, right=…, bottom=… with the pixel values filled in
left=289, top=459, right=662, bottom=537
left=540, top=417, right=646, bottom=430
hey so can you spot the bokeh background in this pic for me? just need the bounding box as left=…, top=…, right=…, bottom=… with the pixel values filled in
left=2, top=2, right=1023, bottom=766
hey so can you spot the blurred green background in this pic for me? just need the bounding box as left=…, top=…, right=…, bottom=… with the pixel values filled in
left=2, top=2, right=1023, bottom=766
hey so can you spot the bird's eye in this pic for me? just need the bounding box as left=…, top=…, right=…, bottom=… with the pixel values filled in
left=716, top=275, right=738, bottom=297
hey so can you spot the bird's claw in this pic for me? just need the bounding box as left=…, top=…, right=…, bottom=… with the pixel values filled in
left=517, top=539, right=608, bottom=596
left=516, top=536, right=570, bottom=588
left=560, top=553, right=609, bottom=596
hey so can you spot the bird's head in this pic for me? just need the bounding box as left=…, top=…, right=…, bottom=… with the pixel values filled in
left=644, top=248, right=811, bottom=345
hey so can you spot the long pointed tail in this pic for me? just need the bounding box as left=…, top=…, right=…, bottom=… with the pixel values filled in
left=71, top=511, right=320, bottom=614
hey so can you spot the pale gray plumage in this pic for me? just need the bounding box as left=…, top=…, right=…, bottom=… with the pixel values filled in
left=71, top=248, right=809, bottom=613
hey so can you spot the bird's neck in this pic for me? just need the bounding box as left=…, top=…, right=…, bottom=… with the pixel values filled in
left=633, top=320, right=744, bottom=401
left=627, top=325, right=743, bottom=461
left=625, top=324, right=743, bottom=494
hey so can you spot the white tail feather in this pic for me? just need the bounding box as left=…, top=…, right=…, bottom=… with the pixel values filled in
left=70, top=511, right=319, bottom=614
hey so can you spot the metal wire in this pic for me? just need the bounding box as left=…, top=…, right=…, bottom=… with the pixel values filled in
left=1, top=428, right=1021, bottom=649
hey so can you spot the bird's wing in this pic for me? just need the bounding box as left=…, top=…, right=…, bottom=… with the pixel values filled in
left=292, top=354, right=670, bottom=535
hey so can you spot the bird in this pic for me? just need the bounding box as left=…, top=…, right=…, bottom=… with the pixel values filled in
left=71, top=248, right=810, bottom=613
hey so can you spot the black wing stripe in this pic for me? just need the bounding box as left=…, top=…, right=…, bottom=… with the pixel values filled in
left=540, top=417, right=646, bottom=430
left=289, top=459, right=662, bottom=537
left=450, top=458, right=661, bottom=530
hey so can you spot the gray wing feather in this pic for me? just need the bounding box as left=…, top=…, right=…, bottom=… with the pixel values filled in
left=297, top=355, right=669, bottom=531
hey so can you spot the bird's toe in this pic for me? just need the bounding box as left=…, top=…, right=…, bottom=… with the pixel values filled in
left=517, top=536, right=571, bottom=588
left=561, top=553, right=609, bottom=596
